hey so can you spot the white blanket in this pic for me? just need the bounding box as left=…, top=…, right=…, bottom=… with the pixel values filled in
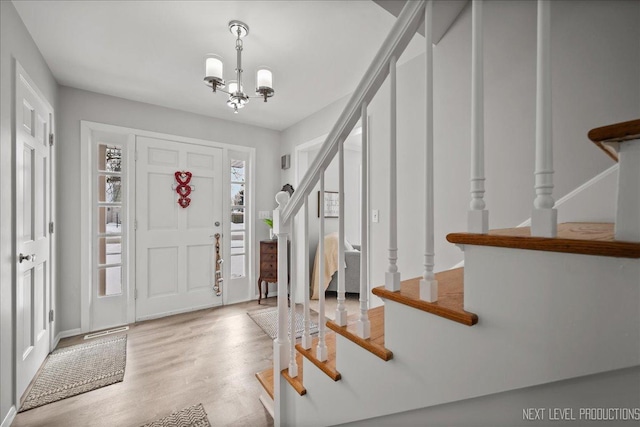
left=311, top=232, right=341, bottom=300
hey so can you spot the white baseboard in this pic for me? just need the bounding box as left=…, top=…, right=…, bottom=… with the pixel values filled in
left=1, top=406, right=16, bottom=427
left=259, top=392, right=275, bottom=418
left=135, top=302, right=222, bottom=322
left=53, top=328, right=82, bottom=349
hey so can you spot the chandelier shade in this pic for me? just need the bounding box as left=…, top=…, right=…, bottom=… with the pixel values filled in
left=203, top=20, right=274, bottom=113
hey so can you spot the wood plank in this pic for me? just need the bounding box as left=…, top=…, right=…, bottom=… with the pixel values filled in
left=296, top=332, right=341, bottom=381
left=256, top=368, right=274, bottom=400
left=327, top=306, right=393, bottom=361
left=281, top=352, right=306, bottom=396
left=372, top=268, right=478, bottom=326
left=588, top=118, right=640, bottom=162
left=588, top=118, right=640, bottom=144
left=447, top=222, right=640, bottom=258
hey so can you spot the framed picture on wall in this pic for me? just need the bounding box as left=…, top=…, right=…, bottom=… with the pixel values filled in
left=318, top=191, right=339, bottom=218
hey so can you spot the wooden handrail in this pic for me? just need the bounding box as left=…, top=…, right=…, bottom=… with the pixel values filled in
left=588, top=118, right=640, bottom=162
left=280, top=0, right=427, bottom=225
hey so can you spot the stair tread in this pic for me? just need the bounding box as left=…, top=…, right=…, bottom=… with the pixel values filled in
left=327, top=306, right=393, bottom=361
left=281, top=352, right=306, bottom=396
left=256, top=367, right=274, bottom=400
left=296, top=332, right=342, bottom=381
left=372, top=267, right=478, bottom=326
left=447, top=222, right=640, bottom=258
left=588, top=118, right=640, bottom=162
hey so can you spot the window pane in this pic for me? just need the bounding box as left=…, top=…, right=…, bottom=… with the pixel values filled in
left=231, top=160, right=245, bottom=182
left=99, top=206, right=123, bottom=234
left=98, top=236, right=122, bottom=265
left=98, top=144, right=122, bottom=172
left=231, top=183, right=245, bottom=206
left=230, top=255, right=245, bottom=278
left=98, top=175, right=122, bottom=203
left=231, top=207, right=244, bottom=230
left=231, top=231, right=245, bottom=255
left=98, top=265, right=122, bottom=296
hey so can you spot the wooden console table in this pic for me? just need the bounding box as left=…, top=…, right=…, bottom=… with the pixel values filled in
left=258, top=239, right=289, bottom=304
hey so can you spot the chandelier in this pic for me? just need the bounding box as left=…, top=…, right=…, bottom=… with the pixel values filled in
left=204, top=20, right=274, bottom=113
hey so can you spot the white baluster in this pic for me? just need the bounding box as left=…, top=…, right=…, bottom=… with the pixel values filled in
left=357, top=102, right=371, bottom=339
left=420, top=0, right=438, bottom=302
left=531, top=0, right=557, bottom=237
left=288, top=214, right=298, bottom=378
left=316, top=172, right=328, bottom=362
left=335, top=138, right=347, bottom=326
left=301, top=198, right=312, bottom=349
left=385, top=56, right=401, bottom=292
left=468, top=0, right=488, bottom=234
left=273, top=191, right=290, bottom=370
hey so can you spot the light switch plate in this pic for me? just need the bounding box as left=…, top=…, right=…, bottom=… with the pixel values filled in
left=372, top=209, right=379, bottom=223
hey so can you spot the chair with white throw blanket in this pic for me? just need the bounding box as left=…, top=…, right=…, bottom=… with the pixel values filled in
left=311, top=232, right=360, bottom=299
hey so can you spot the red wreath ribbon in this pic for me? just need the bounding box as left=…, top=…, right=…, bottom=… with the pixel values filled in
left=175, top=171, right=193, bottom=208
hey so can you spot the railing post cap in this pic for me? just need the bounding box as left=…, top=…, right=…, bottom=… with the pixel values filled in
left=276, top=191, right=290, bottom=208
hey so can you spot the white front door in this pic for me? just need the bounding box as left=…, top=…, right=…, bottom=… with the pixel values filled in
left=135, top=136, right=223, bottom=320
left=15, top=64, right=53, bottom=399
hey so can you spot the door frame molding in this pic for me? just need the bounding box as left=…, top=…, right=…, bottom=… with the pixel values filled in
left=80, top=121, right=255, bottom=333
left=14, top=61, right=56, bottom=404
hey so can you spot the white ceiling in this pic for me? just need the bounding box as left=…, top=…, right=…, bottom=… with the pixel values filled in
left=13, top=0, right=429, bottom=131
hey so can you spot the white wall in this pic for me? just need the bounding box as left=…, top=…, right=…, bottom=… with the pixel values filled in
left=282, top=0, right=640, bottom=295
left=0, top=1, right=59, bottom=423
left=57, top=86, right=282, bottom=333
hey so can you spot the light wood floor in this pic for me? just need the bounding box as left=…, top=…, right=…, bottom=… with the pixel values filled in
left=13, top=299, right=279, bottom=427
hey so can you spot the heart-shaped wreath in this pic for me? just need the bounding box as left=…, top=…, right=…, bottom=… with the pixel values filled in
left=175, top=171, right=193, bottom=208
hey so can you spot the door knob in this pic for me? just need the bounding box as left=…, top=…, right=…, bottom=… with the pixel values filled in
left=18, top=253, right=35, bottom=263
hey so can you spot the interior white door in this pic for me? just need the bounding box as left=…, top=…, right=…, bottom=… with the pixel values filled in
left=15, top=64, right=52, bottom=399
left=135, top=136, right=223, bottom=320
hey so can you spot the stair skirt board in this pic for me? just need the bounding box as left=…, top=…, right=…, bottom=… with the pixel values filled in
left=278, top=246, right=639, bottom=427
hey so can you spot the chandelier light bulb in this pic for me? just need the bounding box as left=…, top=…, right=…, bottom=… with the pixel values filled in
left=205, top=55, right=223, bottom=81
left=256, top=68, right=273, bottom=90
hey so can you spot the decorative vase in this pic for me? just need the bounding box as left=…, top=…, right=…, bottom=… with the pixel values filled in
left=269, top=229, right=275, bottom=240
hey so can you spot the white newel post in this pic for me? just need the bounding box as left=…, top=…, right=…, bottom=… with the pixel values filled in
left=386, top=56, right=401, bottom=292
left=316, top=173, right=328, bottom=361
left=531, top=0, right=557, bottom=237
left=468, top=0, right=489, bottom=234
left=614, top=140, right=640, bottom=242
left=358, top=102, right=371, bottom=339
left=273, top=191, right=290, bottom=427
left=288, top=214, right=298, bottom=378
left=273, top=191, right=291, bottom=369
left=335, top=139, right=348, bottom=326
left=420, top=0, right=438, bottom=302
left=302, top=198, right=312, bottom=349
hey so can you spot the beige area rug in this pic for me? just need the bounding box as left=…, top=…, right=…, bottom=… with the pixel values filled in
left=20, top=335, right=127, bottom=412
left=248, top=305, right=319, bottom=339
left=141, top=403, right=211, bottom=427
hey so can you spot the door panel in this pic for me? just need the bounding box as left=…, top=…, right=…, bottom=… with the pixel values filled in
left=136, top=136, right=223, bottom=320
left=16, top=67, right=52, bottom=399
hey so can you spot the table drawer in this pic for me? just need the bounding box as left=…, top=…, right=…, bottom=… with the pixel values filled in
left=260, top=242, right=277, bottom=254
left=260, top=262, right=277, bottom=272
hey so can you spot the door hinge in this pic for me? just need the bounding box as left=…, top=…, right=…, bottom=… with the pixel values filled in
left=49, top=221, right=54, bottom=234
left=134, top=150, right=138, bottom=161
left=49, top=309, right=54, bottom=322
left=134, top=220, right=138, bottom=230
left=134, top=289, right=138, bottom=300
left=49, top=133, right=54, bottom=146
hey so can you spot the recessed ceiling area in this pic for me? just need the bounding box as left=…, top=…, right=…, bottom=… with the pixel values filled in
left=13, top=0, right=433, bottom=131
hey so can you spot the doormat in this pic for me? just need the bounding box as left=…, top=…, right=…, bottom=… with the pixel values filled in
left=19, top=335, right=127, bottom=412
left=141, top=403, right=211, bottom=427
left=248, top=306, right=319, bottom=339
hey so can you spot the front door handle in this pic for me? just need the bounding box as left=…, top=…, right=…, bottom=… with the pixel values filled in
left=19, top=253, right=35, bottom=263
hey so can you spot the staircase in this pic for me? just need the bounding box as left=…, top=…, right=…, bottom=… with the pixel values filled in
left=257, top=1, right=640, bottom=426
